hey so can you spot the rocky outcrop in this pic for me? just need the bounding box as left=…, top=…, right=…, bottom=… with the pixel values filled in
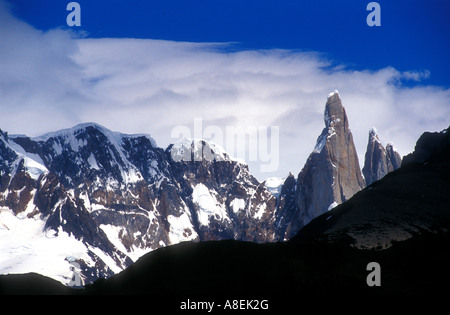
left=277, top=91, right=365, bottom=239
left=293, top=126, right=450, bottom=250
left=386, top=143, right=402, bottom=170
left=273, top=174, right=297, bottom=240
left=362, top=127, right=402, bottom=186
left=167, top=139, right=277, bottom=243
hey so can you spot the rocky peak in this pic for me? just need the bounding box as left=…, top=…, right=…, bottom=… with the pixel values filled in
left=368, top=127, right=379, bottom=141
left=293, top=126, right=450, bottom=251
left=314, top=90, right=350, bottom=154
left=279, top=90, right=365, bottom=239
left=362, top=127, right=402, bottom=186
left=167, top=137, right=277, bottom=242
left=316, top=90, right=365, bottom=201
left=325, top=90, right=348, bottom=130
left=386, top=143, right=402, bottom=170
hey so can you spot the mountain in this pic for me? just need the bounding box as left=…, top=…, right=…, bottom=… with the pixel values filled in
left=277, top=90, right=366, bottom=239
left=0, top=123, right=277, bottom=285
left=293, top=126, right=450, bottom=248
left=0, top=91, right=413, bottom=288
left=362, top=127, right=402, bottom=186
left=166, top=138, right=277, bottom=242
left=78, top=125, right=450, bottom=298
left=2, top=126, right=447, bottom=302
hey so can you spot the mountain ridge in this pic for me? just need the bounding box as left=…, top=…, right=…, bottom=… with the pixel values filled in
left=1, top=125, right=447, bottom=299
left=77, top=124, right=450, bottom=297
left=0, top=121, right=278, bottom=284
left=0, top=91, right=405, bottom=286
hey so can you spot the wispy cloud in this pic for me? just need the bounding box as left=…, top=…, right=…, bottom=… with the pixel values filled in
left=400, top=70, right=431, bottom=82
left=1, top=1, right=449, bottom=180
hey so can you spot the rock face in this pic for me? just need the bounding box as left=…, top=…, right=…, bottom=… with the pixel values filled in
left=362, top=127, right=402, bottom=186
left=0, top=124, right=276, bottom=285
left=166, top=139, right=277, bottom=243
left=278, top=91, right=366, bottom=239
left=293, top=126, right=450, bottom=250
left=273, top=173, right=297, bottom=239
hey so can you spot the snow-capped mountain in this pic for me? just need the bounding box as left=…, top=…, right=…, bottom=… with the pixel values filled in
left=166, top=138, right=277, bottom=242
left=0, top=124, right=277, bottom=285
left=1, top=126, right=448, bottom=297
left=0, top=91, right=403, bottom=286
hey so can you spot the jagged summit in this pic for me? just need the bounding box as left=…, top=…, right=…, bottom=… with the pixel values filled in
left=369, top=127, right=379, bottom=139
left=32, top=122, right=114, bottom=143
left=33, top=122, right=158, bottom=148
left=324, top=89, right=347, bottom=130
left=363, top=127, right=402, bottom=186
left=278, top=91, right=365, bottom=239
left=314, top=90, right=350, bottom=154
left=168, top=137, right=242, bottom=164
left=327, top=89, right=340, bottom=99
left=294, top=126, right=450, bottom=251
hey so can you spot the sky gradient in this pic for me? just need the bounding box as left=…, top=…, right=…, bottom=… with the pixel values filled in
left=1, top=0, right=449, bottom=180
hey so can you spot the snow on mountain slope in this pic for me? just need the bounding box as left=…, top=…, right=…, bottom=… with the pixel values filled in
left=0, top=124, right=279, bottom=285
left=1, top=125, right=171, bottom=284
left=166, top=206, right=199, bottom=244
left=1, top=131, right=48, bottom=181
left=192, top=183, right=230, bottom=226
left=167, top=137, right=278, bottom=242
left=264, top=177, right=285, bottom=198
left=29, top=122, right=159, bottom=186
left=0, top=207, right=94, bottom=285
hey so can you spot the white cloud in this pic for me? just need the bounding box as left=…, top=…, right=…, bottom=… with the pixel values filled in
left=0, top=2, right=449, bottom=181
left=400, top=70, right=431, bottom=82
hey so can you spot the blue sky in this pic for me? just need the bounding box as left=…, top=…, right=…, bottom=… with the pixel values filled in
left=1, top=0, right=449, bottom=180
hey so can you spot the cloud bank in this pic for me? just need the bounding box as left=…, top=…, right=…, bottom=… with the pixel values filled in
left=1, top=1, right=449, bottom=180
